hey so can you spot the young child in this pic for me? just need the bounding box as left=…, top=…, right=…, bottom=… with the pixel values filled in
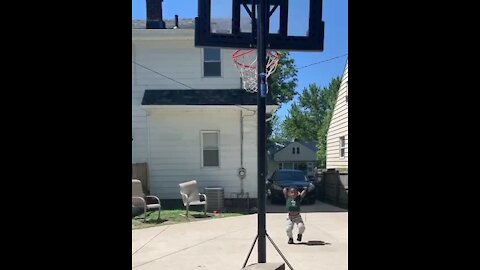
left=283, top=187, right=307, bottom=244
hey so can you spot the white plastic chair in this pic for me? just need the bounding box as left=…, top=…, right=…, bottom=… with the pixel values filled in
left=179, top=180, right=207, bottom=219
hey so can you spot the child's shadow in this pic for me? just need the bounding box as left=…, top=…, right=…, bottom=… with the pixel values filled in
left=295, top=240, right=331, bottom=246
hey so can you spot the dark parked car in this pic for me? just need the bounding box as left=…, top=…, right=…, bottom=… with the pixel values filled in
left=266, top=169, right=316, bottom=204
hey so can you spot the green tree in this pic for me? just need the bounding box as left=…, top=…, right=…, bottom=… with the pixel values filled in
left=281, top=77, right=342, bottom=167
left=268, top=51, right=298, bottom=105
left=317, top=111, right=332, bottom=168
left=266, top=51, right=298, bottom=148
left=270, top=114, right=286, bottom=140
left=282, top=102, right=317, bottom=140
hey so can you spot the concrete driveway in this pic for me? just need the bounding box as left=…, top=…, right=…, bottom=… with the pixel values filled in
left=132, top=201, right=347, bottom=270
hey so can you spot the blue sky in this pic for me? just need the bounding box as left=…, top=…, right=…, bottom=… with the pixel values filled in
left=132, top=0, right=348, bottom=121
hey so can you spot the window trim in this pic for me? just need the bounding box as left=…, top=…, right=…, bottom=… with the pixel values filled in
left=201, top=130, right=221, bottom=168
left=346, top=81, right=348, bottom=103
left=202, top=48, right=222, bottom=77
left=339, top=136, right=347, bottom=158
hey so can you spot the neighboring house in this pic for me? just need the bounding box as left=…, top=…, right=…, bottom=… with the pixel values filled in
left=326, top=60, right=348, bottom=169
left=267, top=140, right=318, bottom=178
left=132, top=2, right=277, bottom=202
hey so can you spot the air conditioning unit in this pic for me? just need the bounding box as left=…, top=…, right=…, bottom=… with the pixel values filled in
left=204, top=187, right=224, bottom=212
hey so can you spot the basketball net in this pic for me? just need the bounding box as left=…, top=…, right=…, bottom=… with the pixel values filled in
left=232, top=49, right=281, bottom=93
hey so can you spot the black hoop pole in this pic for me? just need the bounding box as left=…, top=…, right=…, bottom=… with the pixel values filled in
left=242, top=234, right=259, bottom=268
left=266, top=233, right=294, bottom=270
left=256, top=0, right=268, bottom=263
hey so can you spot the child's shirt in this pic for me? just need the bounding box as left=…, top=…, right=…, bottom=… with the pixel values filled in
left=286, top=196, right=302, bottom=213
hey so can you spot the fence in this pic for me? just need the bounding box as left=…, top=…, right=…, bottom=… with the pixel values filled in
left=132, top=163, right=149, bottom=194
left=316, top=169, right=348, bottom=209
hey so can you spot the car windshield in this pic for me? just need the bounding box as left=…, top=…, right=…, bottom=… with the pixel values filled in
left=276, top=171, right=308, bottom=182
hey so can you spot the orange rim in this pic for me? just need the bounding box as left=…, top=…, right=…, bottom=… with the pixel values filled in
left=232, top=49, right=281, bottom=69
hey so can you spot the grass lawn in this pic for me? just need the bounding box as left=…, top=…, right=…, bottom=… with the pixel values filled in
left=132, top=209, right=246, bottom=229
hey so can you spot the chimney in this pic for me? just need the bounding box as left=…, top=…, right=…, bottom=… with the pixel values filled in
left=146, top=0, right=166, bottom=29
left=174, top=14, right=179, bottom=28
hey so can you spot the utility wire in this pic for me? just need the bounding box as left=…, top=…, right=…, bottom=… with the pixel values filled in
left=133, top=53, right=348, bottom=89
left=132, top=60, right=194, bottom=89
left=297, top=53, right=348, bottom=69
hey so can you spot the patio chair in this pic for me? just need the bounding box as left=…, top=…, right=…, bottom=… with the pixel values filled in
left=132, top=179, right=161, bottom=223
left=179, top=180, right=207, bottom=219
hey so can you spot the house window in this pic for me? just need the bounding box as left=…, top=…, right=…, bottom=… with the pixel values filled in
left=296, top=147, right=300, bottom=154
left=346, top=81, right=348, bottom=103
left=202, top=131, right=220, bottom=167
left=203, top=48, right=221, bottom=77
left=292, top=147, right=295, bottom=154
left=339, top=136, right=347, bottom=158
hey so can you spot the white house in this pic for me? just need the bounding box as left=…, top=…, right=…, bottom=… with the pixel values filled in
left=326, top=60, right=348, bottom=169
left=267, top=140, right=318, bottom=179
left=132, top=7, right=277, bottom=203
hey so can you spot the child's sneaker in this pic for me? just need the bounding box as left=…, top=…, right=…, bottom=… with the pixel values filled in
left=288, top=238, right=294, bottom=244
left=297, top=234, right=302, bottom=242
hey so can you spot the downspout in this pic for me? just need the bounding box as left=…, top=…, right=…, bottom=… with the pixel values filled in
left=265, top=106, right=279, bottom=179
left=238, top=107, right=256, bottom=196
left=146, top=111, right=153, bottom=194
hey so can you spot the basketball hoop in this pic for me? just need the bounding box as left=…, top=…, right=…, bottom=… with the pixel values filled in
left=232, top=49, right=281, bottom=93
